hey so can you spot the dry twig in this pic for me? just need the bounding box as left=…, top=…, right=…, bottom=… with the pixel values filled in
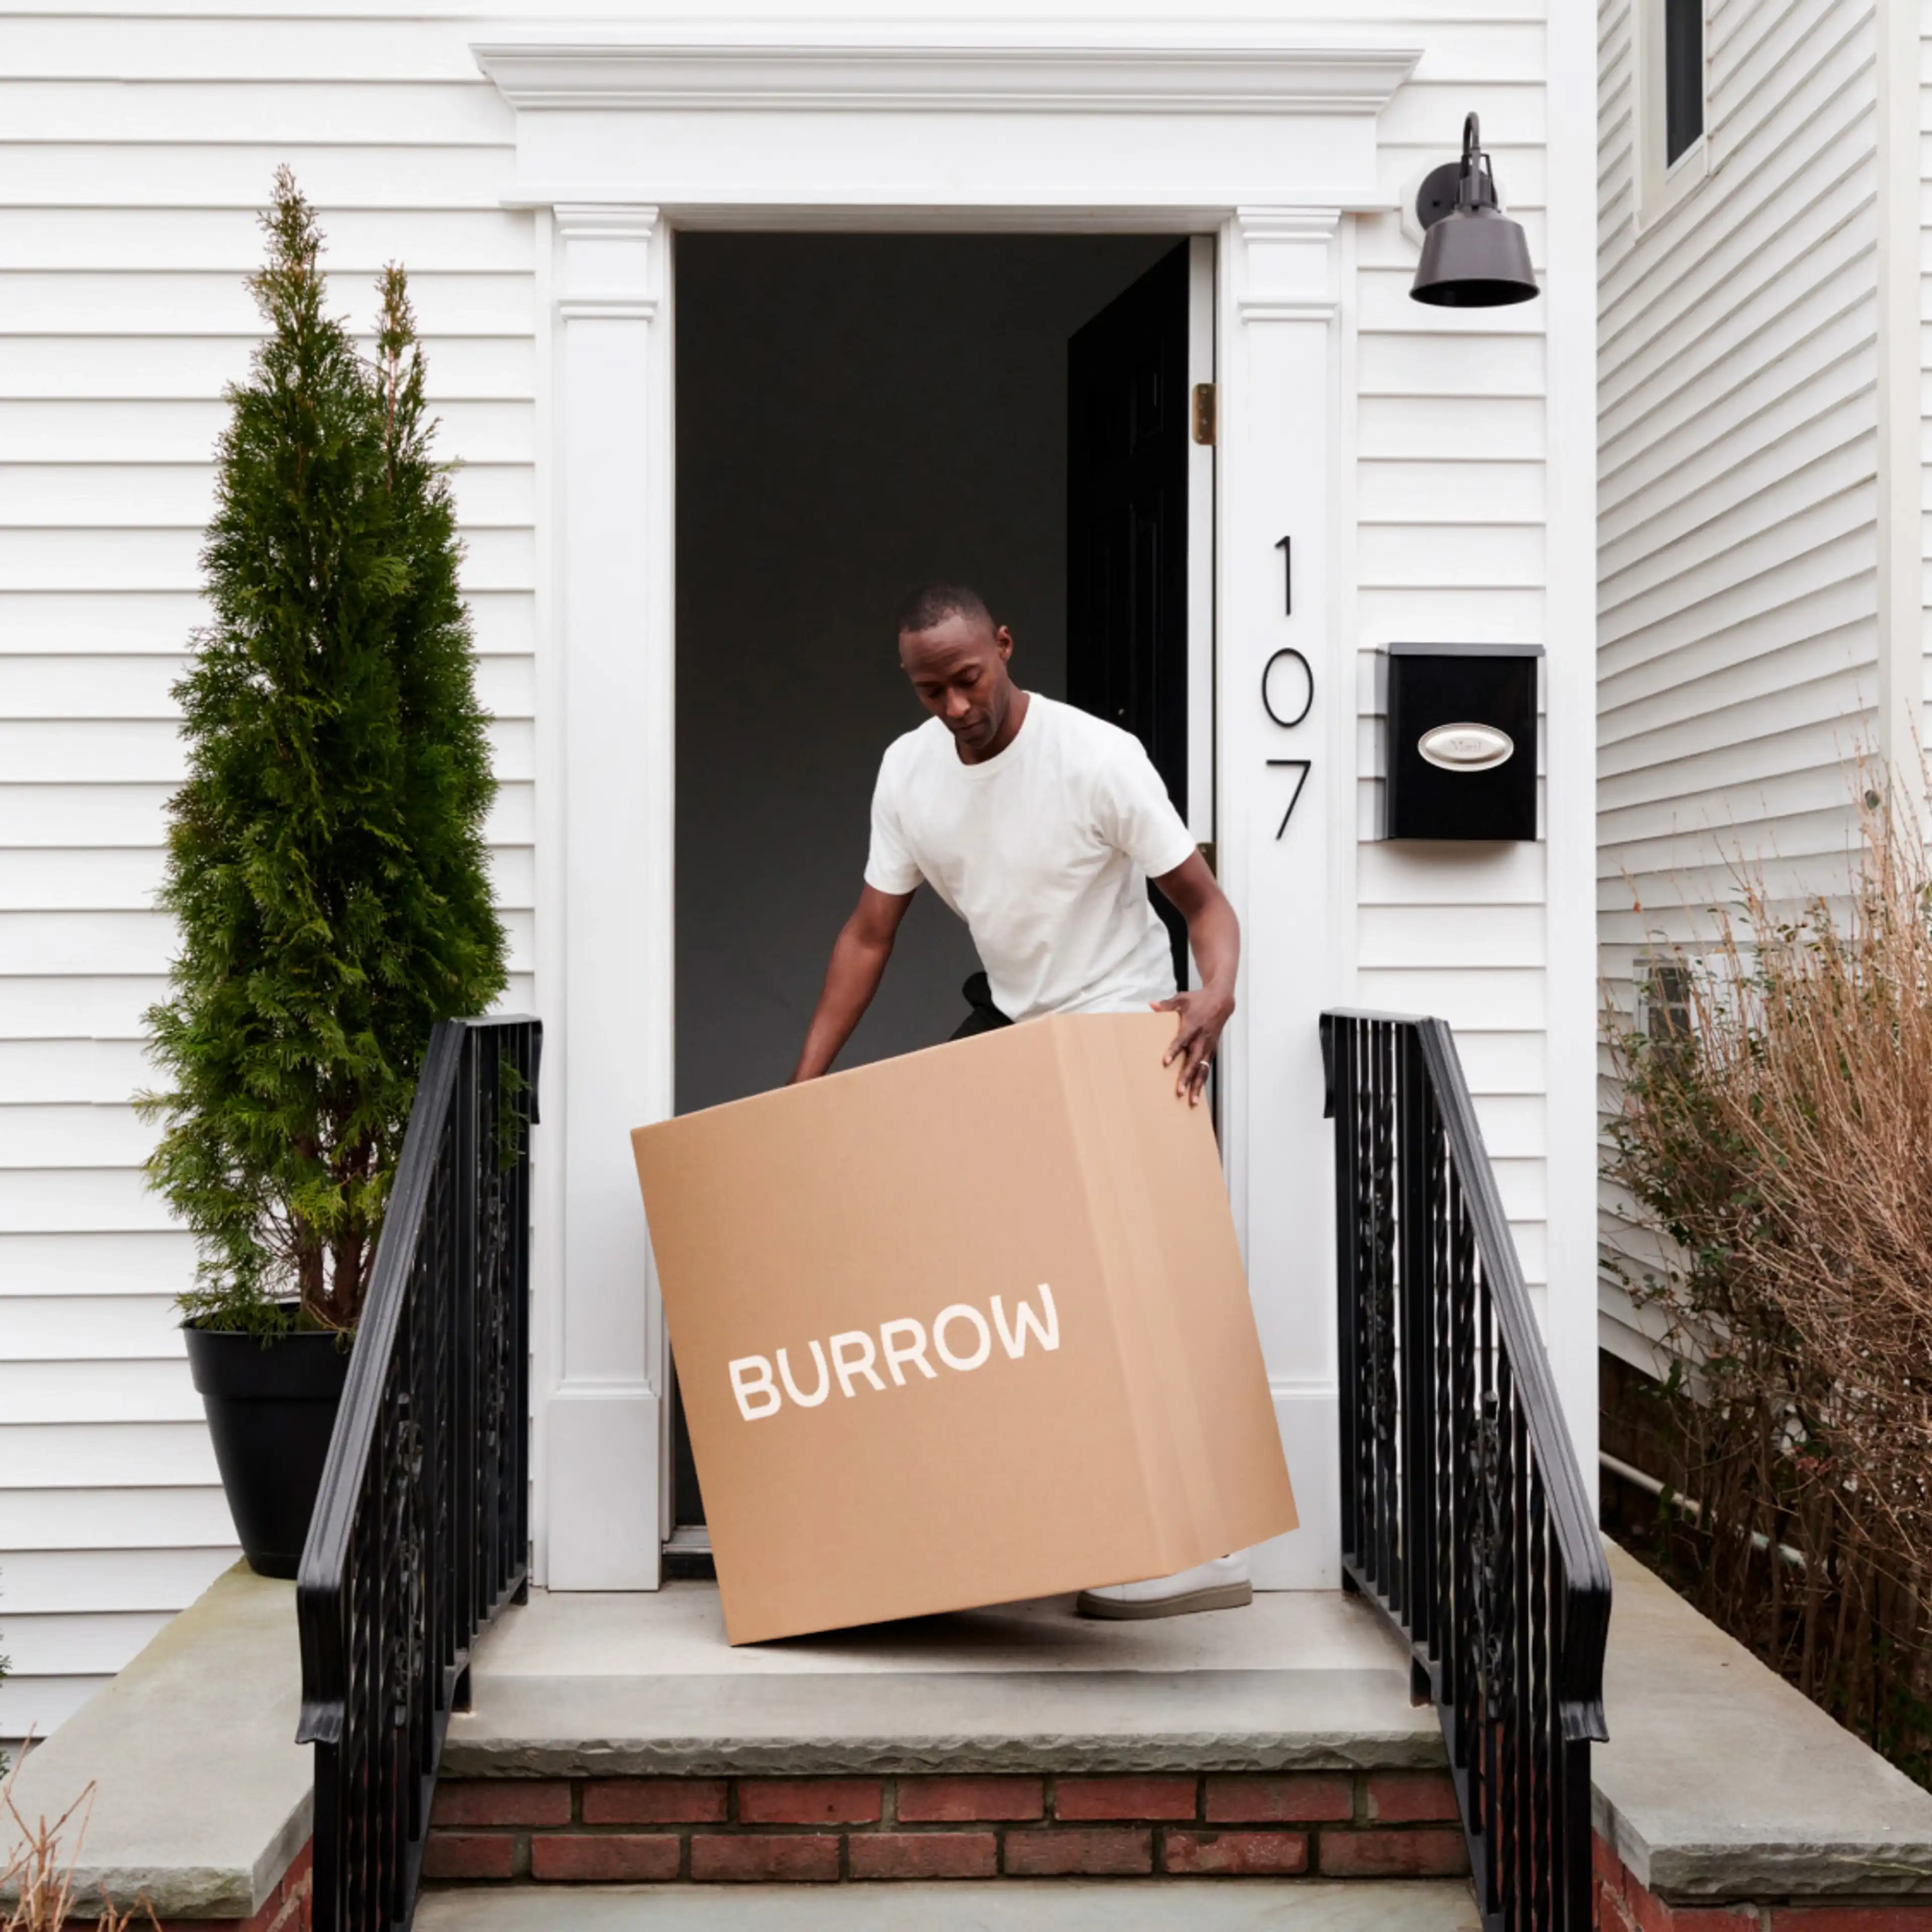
left=1608, top=786, right=1932, bottom=1785
left=2, top=1742, right=160, bottom=1931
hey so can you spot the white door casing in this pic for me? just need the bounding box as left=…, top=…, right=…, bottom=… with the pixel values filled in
left=1185, top=233, right=1217, bottom=857
left=542, top=202, right=674, bottom=1588
left=1217, top=208, right=1352, bottom=1588
left=473, top=24, right=1419, bottom=1591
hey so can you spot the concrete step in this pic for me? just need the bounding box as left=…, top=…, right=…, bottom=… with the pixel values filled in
left=418, top=1879, right=1482, bottom=1929
left=444, top=1581, right=1440, bottom=1778
left=430, top=1582, right=1465, bottom=1899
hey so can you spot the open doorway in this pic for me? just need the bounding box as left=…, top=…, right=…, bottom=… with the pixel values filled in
left=671, top=232, right=1208, bottom=1551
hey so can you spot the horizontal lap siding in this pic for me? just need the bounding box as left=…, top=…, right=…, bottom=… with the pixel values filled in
left=0, top=0, right=1557, bottom=1738
left=1596, top=0, right=1878, bottom=1369
left=1923, top=25, right=1932, bottom=740
left=1357, top=10, right=1551, bottom=1305
left=0, top=7, right=535, bottom=1745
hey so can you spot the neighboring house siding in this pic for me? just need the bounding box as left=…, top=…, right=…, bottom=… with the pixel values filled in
left=0, top=9, right=537, bottom=1743
left=1595, top=0, right=1879, bottom=1367
left=0, top=1, right=1561, bottom=1738
left=1922, top=8, right=1932, bottom=740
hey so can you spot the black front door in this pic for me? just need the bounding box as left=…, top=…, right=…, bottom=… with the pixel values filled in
left=1066, top=240, right=1194, bottom=976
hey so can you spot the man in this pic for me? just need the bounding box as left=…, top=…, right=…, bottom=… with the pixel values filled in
left=790, top=582, right=1250, bottom=1620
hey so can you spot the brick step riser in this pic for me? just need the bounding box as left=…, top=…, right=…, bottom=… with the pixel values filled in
left=427, top=1769, right=1467, bottom=1884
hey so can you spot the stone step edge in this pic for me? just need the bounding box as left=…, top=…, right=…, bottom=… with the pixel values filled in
left=440, top=1736, right=1450, bottom=1780
left=426, top=1769, right=1468, bottom=1885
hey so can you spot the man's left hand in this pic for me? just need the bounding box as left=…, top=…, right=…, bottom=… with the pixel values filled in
left=1148, top=849, right=1241, bottom=1107
left=1153, top=985, right=1234, bottom=1106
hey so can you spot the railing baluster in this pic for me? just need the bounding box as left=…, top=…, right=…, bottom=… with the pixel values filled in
left=1324, top=1011, right=1610, bottom=1932
left=1453, top=1179, right=1478, bottom=1809
left=1530, top=1463, right=1553, bottom=1930
left=1479, top=1257, right=1500, bottom=1920
left=297, top=1018, right=542, bottom=1931
left=1324, top=1015, right=1361, bottom=1575
left=509, top=1022, right=533, bottom=1608
left=1511, top=1391, right=1531, bottom=1932
left=1432, top=1100, right=1452, bottom=1693
left=1365, top=1023, right=1386, bottom=1595
left=1398, top=1025, right=1430, bottom=1659
left=1366, top=1022, right=1383, bottom=1587
left=453, top=1037, right=476, bottom=1678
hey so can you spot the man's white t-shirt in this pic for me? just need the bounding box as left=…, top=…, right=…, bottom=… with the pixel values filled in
left=863, top=694, right=1196, bottom=1024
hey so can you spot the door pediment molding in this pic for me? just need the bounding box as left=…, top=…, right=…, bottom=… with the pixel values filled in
left=473, top=23, right=1418, bottom=214
left=473, top=28, right=1419, bottom=116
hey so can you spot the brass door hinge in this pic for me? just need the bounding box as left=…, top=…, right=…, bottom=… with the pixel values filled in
left=1196, top=839, right=1217, bottom=876
left=1191, top=382, right=1217, bottom=445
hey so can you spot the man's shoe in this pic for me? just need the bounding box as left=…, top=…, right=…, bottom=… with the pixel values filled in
left=1075, top=1555, right=1252, bottom=1620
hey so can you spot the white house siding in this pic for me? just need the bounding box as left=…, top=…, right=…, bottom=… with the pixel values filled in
left=1922, top=17, right=1932, bottom=738
left=1596, top=0, right=1880, bottom=1369
left=0, top=7, right=538, bottom=1745
left=1356, top=16, right=1557, bottom=1322
left=0, top=0, right=1583, bottom=1739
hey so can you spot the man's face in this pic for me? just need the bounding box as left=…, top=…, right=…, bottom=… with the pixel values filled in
left=899, top=613, right=1015, bottom=757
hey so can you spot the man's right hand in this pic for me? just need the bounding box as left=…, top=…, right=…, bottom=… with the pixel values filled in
left=790, top=884, right=915, bottom=1082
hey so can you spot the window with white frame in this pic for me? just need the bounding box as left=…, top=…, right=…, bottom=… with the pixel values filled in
left=1663, top=0, right=1705, bottom=164
left=1638, top=0, right=1708, bottom=225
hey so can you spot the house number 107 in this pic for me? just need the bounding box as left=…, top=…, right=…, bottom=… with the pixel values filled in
left=1262, top=628, right=1313, bottom=840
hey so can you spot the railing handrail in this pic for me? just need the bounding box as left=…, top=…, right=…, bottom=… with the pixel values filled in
left=295, top=1014, right=538, bottom=1743
left=1323, top=1006, right=1611, bottom=1931
left=293, top=1015, right=539, bottom=1931
left=1413, top=1015, right=1609, bottom=1742
left=295, top=1018, right=464, bottom=1744
left=1322, top=1006, right=1609, bottom=1742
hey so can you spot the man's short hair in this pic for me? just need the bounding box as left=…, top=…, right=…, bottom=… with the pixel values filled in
left=896, top=582, right=993, bottom=637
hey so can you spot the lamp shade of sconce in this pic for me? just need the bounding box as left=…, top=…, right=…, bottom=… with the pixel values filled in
left=1410, top=112, right=1540, bottom=308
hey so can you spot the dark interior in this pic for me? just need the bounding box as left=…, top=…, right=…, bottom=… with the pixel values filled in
left=671, top=231, right=1180, bottom=1535
left=674, top=232, right=1179, bottom=1116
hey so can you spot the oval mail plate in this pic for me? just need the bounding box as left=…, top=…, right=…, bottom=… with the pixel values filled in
left=1418, top=721, right=1515, bottom=772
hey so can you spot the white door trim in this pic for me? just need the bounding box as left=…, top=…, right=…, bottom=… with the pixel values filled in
left=475, top=22, right=1417, bottom=1592
left=1185, top=235, right=1217, bottom=859
left=473, top=26, right=1418, bottom=219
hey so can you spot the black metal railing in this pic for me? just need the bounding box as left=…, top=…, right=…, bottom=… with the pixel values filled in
left=1321, top=1011, right=1610, bottom=1932
left=297, top=1016, right=540, bottom=1931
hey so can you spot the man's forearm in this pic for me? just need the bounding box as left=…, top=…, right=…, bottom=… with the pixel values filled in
left=791, top=923, right=893, bottom=1082
left=1187, top=897, right=1240, bottom=1000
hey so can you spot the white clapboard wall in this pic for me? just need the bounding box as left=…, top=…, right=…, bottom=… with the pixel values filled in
left=1922, top=8, right=1932, bottom=748
left=0, top=4, right=537, bottom=1745
left=0, top=0, right=1570, bottom=1744
left=1595, top=0, right=1880, bottom=1370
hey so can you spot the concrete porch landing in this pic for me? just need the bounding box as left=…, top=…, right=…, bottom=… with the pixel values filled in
left=444, top=1583, right=1442, bottom=1779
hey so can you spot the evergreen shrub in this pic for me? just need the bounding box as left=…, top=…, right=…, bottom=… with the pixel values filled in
left=141, top=169, right=506, bottom=1337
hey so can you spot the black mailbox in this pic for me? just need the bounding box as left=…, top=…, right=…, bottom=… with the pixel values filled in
left=1380, top=642, right=1541, bottom=841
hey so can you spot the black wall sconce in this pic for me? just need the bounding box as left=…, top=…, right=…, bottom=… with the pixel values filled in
left=1379, top=643, right=1542, bottom=842
left=1410, top=113, right=1540, bottom=308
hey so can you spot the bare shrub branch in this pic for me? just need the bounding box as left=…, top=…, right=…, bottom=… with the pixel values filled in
left=2, top=1741, right=160, bottom=1931
left=1607, top=783, right=1932, bottom=1784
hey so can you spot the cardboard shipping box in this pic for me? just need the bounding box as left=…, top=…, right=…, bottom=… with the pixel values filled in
left=630, top=1010, right=1297, bottom=1644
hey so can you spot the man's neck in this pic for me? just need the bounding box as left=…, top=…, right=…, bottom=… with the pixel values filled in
left=959, top=687, right=1030, bottom=766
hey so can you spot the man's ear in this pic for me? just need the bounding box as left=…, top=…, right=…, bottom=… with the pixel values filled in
left=993, top=624, right=1015, bottom=662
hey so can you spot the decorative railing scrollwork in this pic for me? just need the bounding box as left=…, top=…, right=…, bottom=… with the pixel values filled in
left=297, top=1017, right=540, bottom=1931
left=1321, top=1011, right=1609, bottom=1931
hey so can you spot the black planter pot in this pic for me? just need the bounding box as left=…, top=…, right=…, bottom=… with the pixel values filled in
left=184, top=1321, right=352, bottom=1579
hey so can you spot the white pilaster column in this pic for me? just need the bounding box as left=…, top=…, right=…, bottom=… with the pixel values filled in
left=546, top=204, right=670, bottom=1588
left=1218, top=208, right=1347, bottom=1588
